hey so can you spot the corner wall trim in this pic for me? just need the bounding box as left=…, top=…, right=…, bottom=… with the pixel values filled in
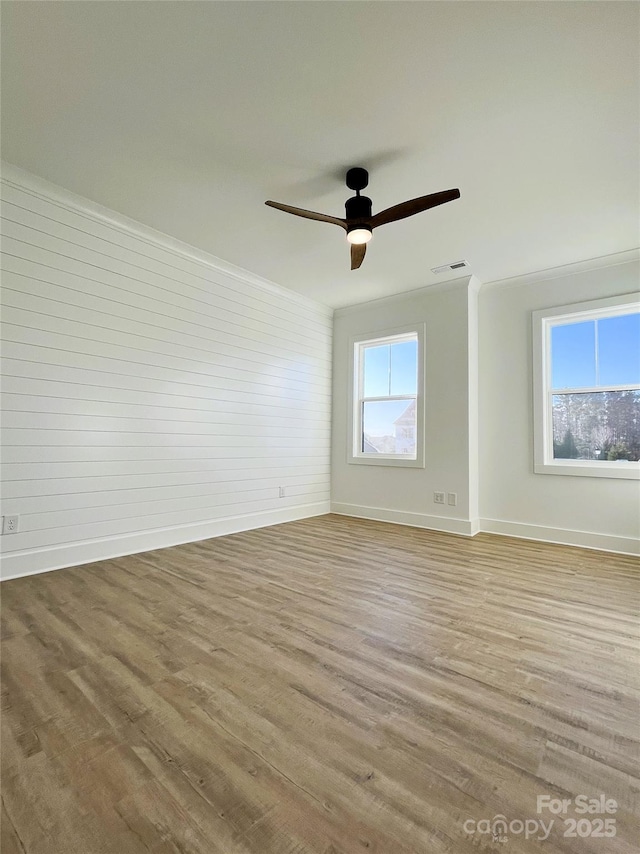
left=479, top=518, right=640, bottom=556
left=0, top=503, right=330, bottom=581
left=330, top=502, right=477, bottom=537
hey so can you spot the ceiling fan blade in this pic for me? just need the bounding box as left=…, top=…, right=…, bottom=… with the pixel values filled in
left=265, top=200, right=347, bottom=229
left=370, top=189, right=460, bottom=229
left=351, top=242, right=367, bottom=270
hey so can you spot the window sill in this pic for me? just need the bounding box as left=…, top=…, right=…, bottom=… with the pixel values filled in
left=349, top=455, right=425, bottom=468
left=534, top=461, right=640, bottom=480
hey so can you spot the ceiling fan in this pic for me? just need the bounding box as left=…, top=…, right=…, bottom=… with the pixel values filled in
left=266, top=167, right=460, bottom=270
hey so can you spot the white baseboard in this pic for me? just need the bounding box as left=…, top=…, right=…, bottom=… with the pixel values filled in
left=0, top=502, right=330, bottom=581
left=330, top=502, right=478, bottom=536
left=3, top=503, right=635, bottom=581
left=330, top=503, right=639, bottom=555
left=479, top=518, right=640, bottom=556
left=469, top=517, right=481, bottom=536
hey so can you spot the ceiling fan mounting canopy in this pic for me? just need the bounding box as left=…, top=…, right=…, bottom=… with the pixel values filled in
left=265, top=167, right=460, bottom=270
left=345, top=167, right=369, bottom=192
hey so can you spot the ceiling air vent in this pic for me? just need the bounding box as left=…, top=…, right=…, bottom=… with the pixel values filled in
left=431, top=260, right=468, bottom=274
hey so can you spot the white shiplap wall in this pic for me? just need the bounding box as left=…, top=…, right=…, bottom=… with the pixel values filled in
left=0, top=164, right=332, bottom=579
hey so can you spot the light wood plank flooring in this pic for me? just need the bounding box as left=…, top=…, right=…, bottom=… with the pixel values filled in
left=2, top=515, right=639, bottom=853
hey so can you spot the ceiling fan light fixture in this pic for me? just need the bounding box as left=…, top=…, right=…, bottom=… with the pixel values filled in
left=265, top=168, right=460, bottom=269
left=347, top=226, right=372, bottom=245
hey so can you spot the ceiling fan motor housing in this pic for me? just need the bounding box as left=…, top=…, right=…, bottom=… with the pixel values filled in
left=345, top=194, right=372, bottom=222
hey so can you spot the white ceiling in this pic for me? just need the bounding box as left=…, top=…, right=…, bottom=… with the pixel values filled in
left=2, top=2, right=638, bottom=308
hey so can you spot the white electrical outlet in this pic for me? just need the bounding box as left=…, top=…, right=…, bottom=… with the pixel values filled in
left=278, top=486, right=286, bottom=498
left=448, top=492, right=458, bottom=506
left=433, top=492, right=445, bottom=505
left=2, top=515, right=19, bottom=534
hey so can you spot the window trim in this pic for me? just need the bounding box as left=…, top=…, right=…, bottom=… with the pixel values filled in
left=532, top=293, right=640, bottom=480
left=348, top=323, right=426, bottom=468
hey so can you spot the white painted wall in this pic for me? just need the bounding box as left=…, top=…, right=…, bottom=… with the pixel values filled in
left=331, top=278, right=478, bottom=535
left=0, top=165, right=332, bottom=579
left=479, top=258, right=640, bottom=554
left=332, top=258, right=638, bottom=555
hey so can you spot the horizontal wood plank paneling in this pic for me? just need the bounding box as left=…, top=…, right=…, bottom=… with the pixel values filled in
left=1, top=185, right=331, bottom=334
left=0, top=167, right=332, bottom=577
left=0, top=388, right=331, bottom=421
left=1, top=358, right=331, bottom=412
left=1, top=318, right=331, bottom=394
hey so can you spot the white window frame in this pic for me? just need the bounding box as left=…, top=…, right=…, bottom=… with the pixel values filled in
left=532, top=293, right=640, bottom=480
left=348, top=323, right=425, bottom=468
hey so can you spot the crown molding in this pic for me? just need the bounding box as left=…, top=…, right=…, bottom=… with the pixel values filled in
left=0, top=160, right=333, bottom=317
left=334, top=275, right=472, bottom=315
left=479, top=249, right=640, bottom=293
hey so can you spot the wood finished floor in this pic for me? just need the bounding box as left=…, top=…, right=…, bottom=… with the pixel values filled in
left=1, top=515, right=639, bottom=854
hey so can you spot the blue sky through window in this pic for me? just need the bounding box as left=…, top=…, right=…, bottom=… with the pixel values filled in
left=363, top=340, right=417, bottom=398
left=363, top=345, right=390, bottom=397
left=551, top=312, right=639, bottom=390
left=362, top=338, right=417, bottom=435
left=599, top=313, right=640, bottom=386
left=551, top=321, right=596, bottom=388
left=390, top=341, right=417, bottom=395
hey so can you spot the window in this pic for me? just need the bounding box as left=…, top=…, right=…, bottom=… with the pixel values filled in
left=533, top=294, right=640, bottom=479
left=349, top=325, right=425, bottom=467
